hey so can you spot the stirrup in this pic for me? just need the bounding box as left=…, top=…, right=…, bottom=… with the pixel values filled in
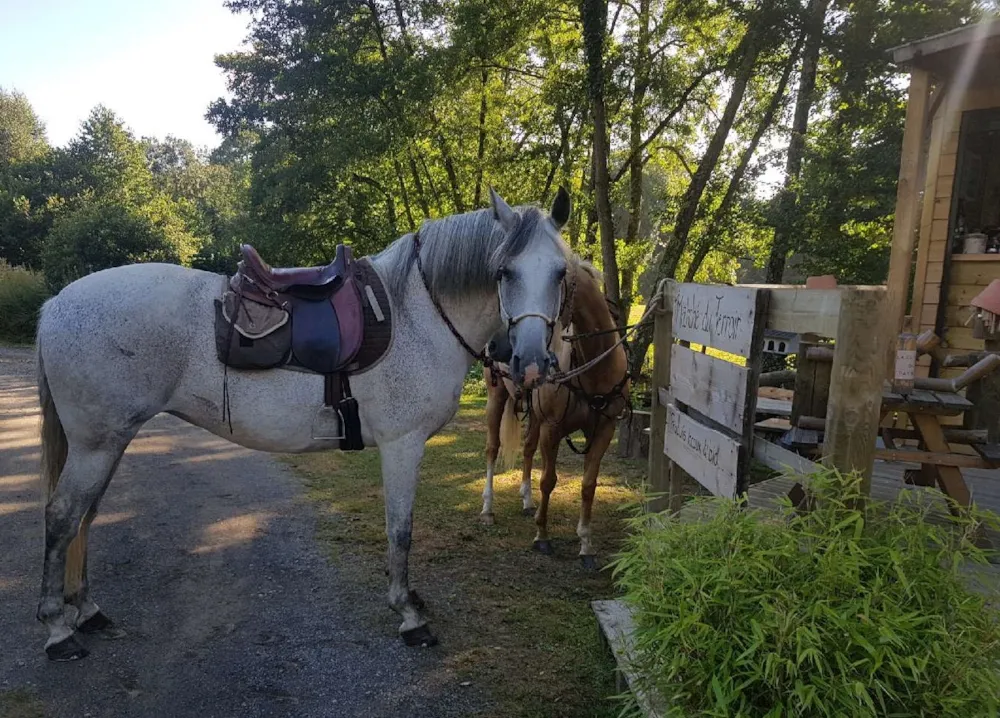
left=311, top=406, right=346, bottom=441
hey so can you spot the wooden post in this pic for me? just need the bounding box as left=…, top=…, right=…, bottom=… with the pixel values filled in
left=884, top=68, right=931, bottom=379
left=824, top=288, right=888, bottom=494
left=647, top=280, right=675, bottom=513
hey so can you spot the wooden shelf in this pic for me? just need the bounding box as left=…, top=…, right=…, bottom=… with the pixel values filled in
left=952, top=253, right=1000, bottom=262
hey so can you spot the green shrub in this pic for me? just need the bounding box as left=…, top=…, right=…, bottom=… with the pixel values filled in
left=42, top=201, right=196, bottom=290
left=0, top=259, right=49, bottom=343
left=611, top=468, right=1000, bottom=717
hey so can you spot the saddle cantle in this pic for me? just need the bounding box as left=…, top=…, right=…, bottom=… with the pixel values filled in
left=214, top=243, right=393, bottom=450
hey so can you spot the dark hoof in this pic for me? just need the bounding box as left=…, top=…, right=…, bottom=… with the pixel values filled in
left=78, top=611, right=127, bottom=640
left=580, top=555, right=598, bottom=571
left=522, top=507, right=535, bottom=517
left=401, top=624, right=438, bottom=648
left=533, top=539, right=553, bottom=555
left=409, top=590, right=426, bottom=610
left=479, top=512, right=495, bottom=526
left=46, top=634, right=89, bottom=662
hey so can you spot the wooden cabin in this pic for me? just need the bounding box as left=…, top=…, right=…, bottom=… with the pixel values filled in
left=887, top=18, right=1000, bottom=429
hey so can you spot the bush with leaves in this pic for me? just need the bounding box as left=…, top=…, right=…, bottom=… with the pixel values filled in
left=0, top=259, right=49, bottom=343
left=42, top=201, right=196, bottom=289
left=611, top=468, right=1000, bottom=717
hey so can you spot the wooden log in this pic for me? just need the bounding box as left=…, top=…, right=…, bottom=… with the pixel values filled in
left=796, top=415, right=826, bottom=431
left=877, top=427, right=988, bottom=444
left=804, top=346, right=834, bottom=363
left=914, top=354, right=1000, bottom=393
left=759, top=369, right=796, bottom=387
left=825, top=287, right=888, bottom=492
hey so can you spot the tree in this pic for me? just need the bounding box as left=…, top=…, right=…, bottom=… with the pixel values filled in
left=579, top=0, right=620, bottom=307
left=0, top=88, right=48, bottom=169
left=42, top=202, right=195, bottom=289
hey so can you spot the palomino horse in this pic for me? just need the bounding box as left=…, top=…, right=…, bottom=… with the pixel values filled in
left=34, top=188, right=572, bottom=660
left=480, top=259, right=630, bottom=568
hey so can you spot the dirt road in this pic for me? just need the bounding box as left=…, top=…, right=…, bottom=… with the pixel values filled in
left=0, top=346, right=484, bottom=718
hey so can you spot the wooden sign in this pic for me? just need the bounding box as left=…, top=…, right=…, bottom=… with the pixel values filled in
left=669, top=344, right=749, bottom=434
left=663, top=403, right=740, bottom=498
left=671, top=284, right=761, bottom=357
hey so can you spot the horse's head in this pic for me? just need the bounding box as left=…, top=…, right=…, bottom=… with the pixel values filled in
left=489, top=186, right=571, bottom=388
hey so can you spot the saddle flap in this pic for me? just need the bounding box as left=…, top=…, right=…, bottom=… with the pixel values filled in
left=222, top=291, right=289, bottom=339
left=331, top=277, right=364, bottom=366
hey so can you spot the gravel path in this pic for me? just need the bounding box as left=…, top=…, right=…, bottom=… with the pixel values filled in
left=0, top=346, right=484, bottom=718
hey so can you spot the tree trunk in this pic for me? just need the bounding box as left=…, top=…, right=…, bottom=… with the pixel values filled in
left=580, top=0, right=620, bottom=306
left=765, top=0, right=829, bottom=283
left=655, top=26, right=762, bottom=283
left=393, top=159, right=415, bottom=230
left=406, top=150, right=431, bottom=218
left=621, top=0, right=651, bottom=326
left=685, top=34, right=804, bottom=282
left=416, top=148, right=444, bottom=215
left=474, top=69, right=488, bottom=207
left=629, top=21, right=765, bottom=378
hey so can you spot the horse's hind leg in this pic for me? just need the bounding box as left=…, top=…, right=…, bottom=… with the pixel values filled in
left=481, top=377, right=509, bottom=525
left=577, top=420, right=615, bottom=571
left=520, top=417, right=540, bottom=516
left=38, top=442, right=127, bottom=661
left=65, top=503, right=125, bottom=640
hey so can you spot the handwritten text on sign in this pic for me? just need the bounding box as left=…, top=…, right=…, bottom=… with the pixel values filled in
left=672, top=284, right=760, bottom=358
left=664, top=403, right=740, bottom=498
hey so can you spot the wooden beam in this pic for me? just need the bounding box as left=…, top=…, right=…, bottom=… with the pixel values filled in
left=824, top=288, right=888, bottom=492
left=872, top=448, right=991, bottom=468
left=647, top=284, right=677, bottom=514
left=885, top=67, right=932, bottom=379
left=911, top=413, right=972, bottom=508
left=752, top=436, right=822, bottom=477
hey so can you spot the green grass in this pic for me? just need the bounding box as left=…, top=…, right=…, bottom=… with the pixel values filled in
left=0, top=689, right=44, bottom=718
left=283, top=392, right=650, bottom=717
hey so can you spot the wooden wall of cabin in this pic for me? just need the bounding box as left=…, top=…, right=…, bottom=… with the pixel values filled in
left=909, top=85, right=1000, bottom=429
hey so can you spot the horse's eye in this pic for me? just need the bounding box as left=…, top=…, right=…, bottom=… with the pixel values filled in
left=556, top=266, right=567, bottom=281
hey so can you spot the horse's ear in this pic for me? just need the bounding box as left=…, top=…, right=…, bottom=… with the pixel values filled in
left=489, top=187, right=518, bottom=233
left=550, top=186, right=571, bottom=229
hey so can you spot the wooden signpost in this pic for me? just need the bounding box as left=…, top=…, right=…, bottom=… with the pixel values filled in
left=650, top=282, right=770, bottom=503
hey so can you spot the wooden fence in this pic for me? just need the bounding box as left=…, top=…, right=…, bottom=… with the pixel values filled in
left=647, top=280, right=888, bottom=512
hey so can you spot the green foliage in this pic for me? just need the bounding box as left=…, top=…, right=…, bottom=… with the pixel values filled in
left=0, top=88, right=48, bottom=169
left=0, top=259, right=49, bottom=343
left=611, top=468, right=1000, bottom=717
left=42, top=202, right=195, bottom=289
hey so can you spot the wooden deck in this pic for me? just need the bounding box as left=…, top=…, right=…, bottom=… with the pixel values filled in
left=748, top=460, right=1000, bottom=514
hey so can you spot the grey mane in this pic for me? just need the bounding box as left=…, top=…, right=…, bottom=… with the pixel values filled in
left=379, top=206, right=554, bottom=302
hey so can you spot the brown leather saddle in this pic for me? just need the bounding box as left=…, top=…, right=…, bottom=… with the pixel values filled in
left=214, top=244, right=393, bottom=450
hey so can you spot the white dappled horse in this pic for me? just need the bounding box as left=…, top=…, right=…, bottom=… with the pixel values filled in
left=34, top=188, right=572, bottom=660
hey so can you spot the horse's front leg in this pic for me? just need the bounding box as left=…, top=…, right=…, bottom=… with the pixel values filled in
left=380, top=435, right=436, bottom=647
left=578, top=419, right=616, bottom=571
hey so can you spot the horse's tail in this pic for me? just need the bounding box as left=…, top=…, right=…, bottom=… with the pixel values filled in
left=498, top=395, right=521, bottom=470
left=37, top=332, right=68, bottom=504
